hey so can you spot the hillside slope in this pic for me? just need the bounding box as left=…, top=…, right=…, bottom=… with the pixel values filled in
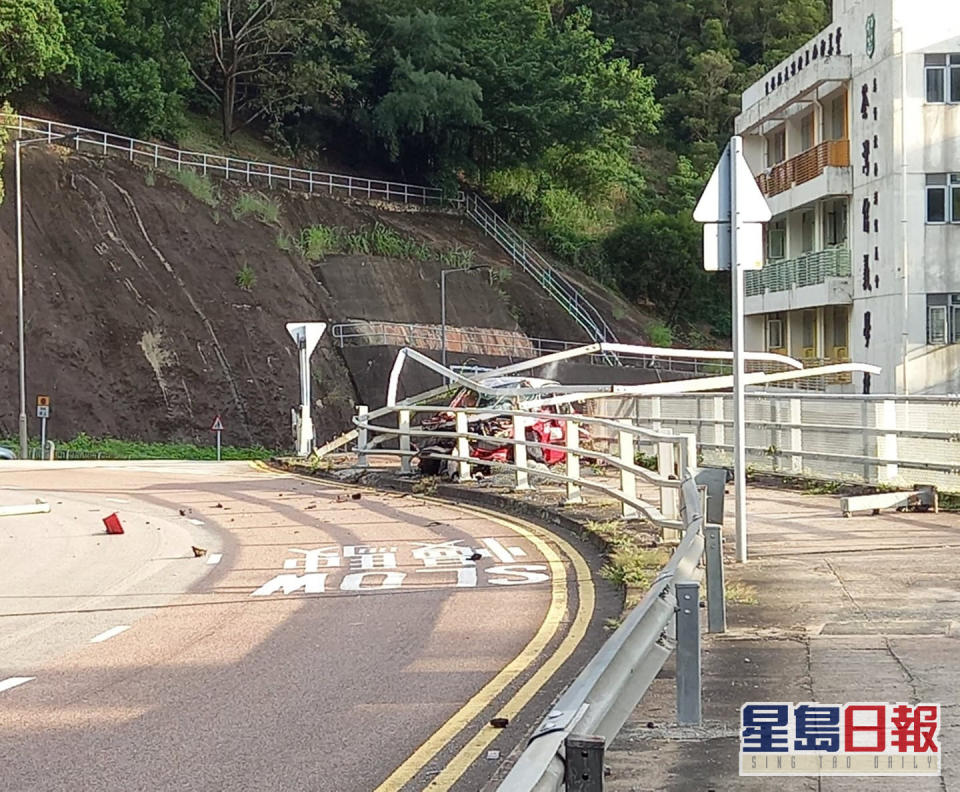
left=0, top=145, right=648, bottom=449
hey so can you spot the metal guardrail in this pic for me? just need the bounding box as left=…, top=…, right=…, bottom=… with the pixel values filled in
left=3, top=113, right=460, bottom=207
left=745, top=247, right=852, bottom=296
left=593, top=391, right=960, bottom=492
left=3, top=113, right=618, bottom=362
left=330, top=322, right=798, bottom=377
left=464, top=195, right=620, bottom=363
left=337, top=401, right=723, bottom=791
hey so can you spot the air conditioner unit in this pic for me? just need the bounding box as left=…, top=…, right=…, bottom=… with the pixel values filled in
left=769, top=346, right=787, bottom=355
left=801, top=346, right=817, bottom=359
left=832, top=345, right=849, bottom=359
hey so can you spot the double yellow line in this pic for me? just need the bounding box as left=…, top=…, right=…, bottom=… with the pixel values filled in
left=252, top=462, right=595, bottom=792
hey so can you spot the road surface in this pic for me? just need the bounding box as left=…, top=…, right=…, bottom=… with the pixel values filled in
left=0, top=461, right=601, bottom=792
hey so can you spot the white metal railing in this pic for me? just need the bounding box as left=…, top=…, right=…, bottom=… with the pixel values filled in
left=745, top=247, right=852, bottom=296
left=330, top=321, right=801, bottom=377
left=3, top=113, right=618, bottom=357
left=3, top=113, right=461, bottom=207
left=592, top=392, right=960, bottom=492
left=464, top=195, right=620, bottom=363
left=348, top=402, right=698, bottom=533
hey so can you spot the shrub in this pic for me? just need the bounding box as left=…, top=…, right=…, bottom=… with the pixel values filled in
left=647, top=321, right=673, bottom=347
left=236, top=263, right=256, bottom=291
left=173, top=169, right=219, bottom=207
left=233, top=192, right=280, bottom=224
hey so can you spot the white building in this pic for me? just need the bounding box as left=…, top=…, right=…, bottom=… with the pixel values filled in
left=735, top=0, right=960, bottom=393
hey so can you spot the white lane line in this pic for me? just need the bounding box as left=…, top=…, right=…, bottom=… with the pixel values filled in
left=0, top=677, right=35, bottom=693
left=90, top=625, right=131, bottom=643
left=206, top=553, right=223, bottom=565
left=105, top=497, right=129, bottom=504
left=187, top=518, right=204, bottom=525
left=480, top=537, right=517, bottom=564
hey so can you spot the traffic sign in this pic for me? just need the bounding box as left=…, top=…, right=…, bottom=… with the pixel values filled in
left=36, top=395, right=50, bottom=419
left=285, top=322, right=327, bottom=355
left=694, top=140, right=770, bottom=271
left=286, top=321, right=328, bottom=457
left=211, top=415, right=224, bottom=432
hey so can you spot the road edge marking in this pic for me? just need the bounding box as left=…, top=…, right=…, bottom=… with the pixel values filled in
left=375, top=502, right=594, bottom=792
left=0, top=677, right=35, bottom=693
left=90, top=625, right=131, bottom=643
left=421, top=505, right=595, bottom=791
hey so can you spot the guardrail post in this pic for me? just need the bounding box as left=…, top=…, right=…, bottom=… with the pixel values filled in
left=658, top=431, right=678, bottom=520
left=356, top=405, right=369, bottom=467
left=565, top=418, right=583, bottom=504
left=618, top=420, right=638, bottom=519
left=676, top=580, right=702, bottom=725
left=513, top=414, right=531, bottom=491
left=788, top=397, right=803, bottom=473
left=455, top=412, right=471, bottom=481
left=564, top=734, right=605, bottom=791
left=704, top=525, right=726, bottom=633
left=875, top=399, right=898, bottom=483
left=399, top=409, right=411, bottom=474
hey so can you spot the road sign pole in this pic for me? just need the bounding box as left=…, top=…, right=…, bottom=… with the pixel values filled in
left=40, top=416, right=47, bottom=459
left=730, top=136, right=748, bottom=563
left=216, top=429, right=222, bottom=461
left=286, top=322, right=326, bottom=458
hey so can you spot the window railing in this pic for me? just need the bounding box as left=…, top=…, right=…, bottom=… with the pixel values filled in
left=746, top=247, right=851, bottom=296
left=758, top=139, right=850, bottom=197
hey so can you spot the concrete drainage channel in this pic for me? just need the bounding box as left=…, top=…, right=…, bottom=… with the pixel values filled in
left=273, top=459, right=727, bottom=792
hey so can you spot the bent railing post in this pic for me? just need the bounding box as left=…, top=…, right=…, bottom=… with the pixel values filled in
left=513, top=414, right=532, bottom=491
left=356, top=406, right=369, bottom=467
left=565, top=419, right=583, bottom=505
left=618, top=420, right=637, bottom=519
left=398, top=409, right=411, bottom=474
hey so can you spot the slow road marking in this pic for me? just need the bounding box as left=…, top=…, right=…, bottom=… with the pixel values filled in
left=0, top=677, right=35, bottom=693
left=90, top=626, right=131, bottom=643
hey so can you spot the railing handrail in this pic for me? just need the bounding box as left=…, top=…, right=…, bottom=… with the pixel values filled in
left=746, top=246, right=852, bottom=296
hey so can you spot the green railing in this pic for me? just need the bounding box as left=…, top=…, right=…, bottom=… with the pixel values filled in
left=746, top=247, right=851, bottom=296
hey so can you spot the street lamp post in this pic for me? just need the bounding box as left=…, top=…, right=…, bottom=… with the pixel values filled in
left=440, top=265, right=490, bottom=372
left=14, top=130, right=82, bottom=458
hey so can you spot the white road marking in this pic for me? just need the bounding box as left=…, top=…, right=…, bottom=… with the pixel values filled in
left=0, top=677, right=35, bottom=693
left=206, top=553, right=223, bottom=565
left=90, top=625, right=131, bottom=643
left=480, top=537, right=518, bottom=564
left=508, top=546, right=526, bottom=557
left=187, top=518, right=204, bottom=525
left=105, top=497, right=129, bottom=504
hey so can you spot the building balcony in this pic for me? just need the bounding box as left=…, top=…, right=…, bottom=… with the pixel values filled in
left=744, top=248, right=852, bottom=316
left=758, top=140, right=849, bottom=197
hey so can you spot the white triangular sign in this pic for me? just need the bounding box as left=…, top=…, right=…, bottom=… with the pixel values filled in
left=285, top=322, right=327, bottom=355
left=693, top=139, right=771, bottom=224
left=211, top=415, right=224, bottom=431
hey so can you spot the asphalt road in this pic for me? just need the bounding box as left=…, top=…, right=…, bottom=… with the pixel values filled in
left=0, top=461, right=604, bottom=792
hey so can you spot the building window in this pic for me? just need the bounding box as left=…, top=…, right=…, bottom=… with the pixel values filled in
left=800, top=112, right=815, bottom=151
left=802, top=309, right=817, bottom=356
left=801, top=210, right=815, bottom=252
left=925, top=54, right=960, bottom=103
left=767, top=220, right=786, bottom=259
left=824, top=199, right=848, bottom=245
left=828, top=93, right=846, bottom=140
left=767, top=128, right=786, bottom=167
left=926, top=294, right=960, bottom=343
left=767, top=316, right=784, bottom=350
left=926, top=174, right=960, bottom=223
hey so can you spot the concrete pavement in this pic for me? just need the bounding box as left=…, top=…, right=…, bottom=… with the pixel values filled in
left=606, top=485, right=960, bottom=791
left=0, top=461, right=607, bottom=792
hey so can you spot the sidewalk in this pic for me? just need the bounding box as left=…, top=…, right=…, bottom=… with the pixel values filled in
left=606, top=485, right=959, bottom=791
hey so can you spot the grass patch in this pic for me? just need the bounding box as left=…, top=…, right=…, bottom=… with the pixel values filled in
left=647, top=321, right=673, bottom=347
left=8, top=432, right=276, bottom=460
left=233, top=192, right=280, bottom=225
left=173, top=169, right=219, bottom=207
left=725, top=581, right=759, bottom=605
left=275, top=232, right=295, bottom=252
left=584, top=519, right=670, bottom=597
left=296, top=222, right=468, bottom=264
left=634, top=451, right=657, bottom=471
left=144, top=169, right=156, bottom=187
left=235, top=264, right=256, bottom=291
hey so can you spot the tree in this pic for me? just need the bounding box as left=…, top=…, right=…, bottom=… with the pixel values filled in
left=0, top=0, right=68, bottom=98
left=191, top=0, right=362, bottom=141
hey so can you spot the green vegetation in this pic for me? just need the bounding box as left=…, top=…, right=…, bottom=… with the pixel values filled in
left=647, top=321, right=673, bottom=348
left=232, top=192, right=280, bottom=225
left=725, top=581, right=759, bottom=605
left=3, top=0, right=828, bottom=333
left=8, top=432, right=275, bottom=460
left=173, top=169, right=219, bottom=207
left=235, top=263, right=256, bottom=290
left=296, top=222, right=467, bottom=264
left=585, top=519, right=670, bottom=597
